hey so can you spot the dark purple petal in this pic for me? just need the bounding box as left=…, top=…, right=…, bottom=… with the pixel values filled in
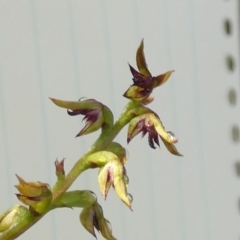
left=82, top=110, right=99, bottom=123
left=67, top=109, right=84, bottom=116
left=153, top=133, right=160, bottom=147
left=148, top=136, right=156, bottom=149
left=147, top=127, right=160, bottom=149
left=128, top=64, right=153, bottom=89
left=141, top=128, right=148, bottom=138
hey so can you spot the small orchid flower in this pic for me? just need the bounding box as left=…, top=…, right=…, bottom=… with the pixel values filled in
left=127, top=112, right=182, bottom=156
left=124, top=39, right=174, bottom=102
left=80, top=202, right=117, bottom=240
left=98, top=158, right=132, bottom=210
left=50, top=98, right=113, bottom=137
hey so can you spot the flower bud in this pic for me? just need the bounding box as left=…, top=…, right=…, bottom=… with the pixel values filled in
left=0, top=205, right=29, bottom=232
left=50, top=98, right=113, bottom=137
left=80, top=206, right=97, bottom=238
left=0, top=206, right=17, bottom=232
left=98, top=162, right=114, bottom=199
left=55, top=158, right=65, bottom=175
left=55, top=158, right=65, bottom=179
left=98, top=158, right=132, bottom=210
left=79, top=202, right=117, bottom=240
left=15, top=175, right=52, bottom=214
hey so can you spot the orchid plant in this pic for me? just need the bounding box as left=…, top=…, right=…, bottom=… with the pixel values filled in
left=0, top=40, right=182, bottom=240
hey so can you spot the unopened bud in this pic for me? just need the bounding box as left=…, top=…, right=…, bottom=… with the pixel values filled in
left=55, top=158, right=65, bottom=180
left=79, top=202, right=117, bottom=240
left=0, top=205, right=29, bottom=232
left=15, top=175, right=52, bottom=214
left=98, top=158, right=132, bottom=210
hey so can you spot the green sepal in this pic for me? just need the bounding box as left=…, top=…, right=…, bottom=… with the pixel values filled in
left=52, top=190, right=97, bottom=209
left=86, top=151, right=118, bottom=168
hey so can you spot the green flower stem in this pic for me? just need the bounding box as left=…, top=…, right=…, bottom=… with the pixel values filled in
left=0, top=100, right=139, bottom=240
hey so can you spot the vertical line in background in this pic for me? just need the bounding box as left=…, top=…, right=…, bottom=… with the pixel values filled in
left=186, top=0, right=211, bottom=239
left=142, top=142, right=160, bottom=239
left=29, top=2, right=52, bottom=183
left=66, top=0, right=88, bottom=189
left=132, top=0, right=141, bottom=41
left=0, top=64, right=14, bottom=205
left=67, top=0, right=82, bottom=95
left=161, top=0, right=186, bottom=239
left=131, top=1, right=159, bottom=239
left=239, top=0, right=240, bottom=89
left=29, top=2, right=56, bottom=239
left=99, top=2, right=116, bottom=111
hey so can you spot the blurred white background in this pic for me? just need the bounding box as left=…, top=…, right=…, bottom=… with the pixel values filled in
left=0, top=1, right=240, bottom=239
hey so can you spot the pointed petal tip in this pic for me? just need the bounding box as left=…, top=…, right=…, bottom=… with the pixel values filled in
left=15, top=174, right=24, bottom=183
left=102, top=193, right=107, bottom=200
left=172, top=149, right=183, bottom=157
left=49, top=97, right=57, bottom=103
